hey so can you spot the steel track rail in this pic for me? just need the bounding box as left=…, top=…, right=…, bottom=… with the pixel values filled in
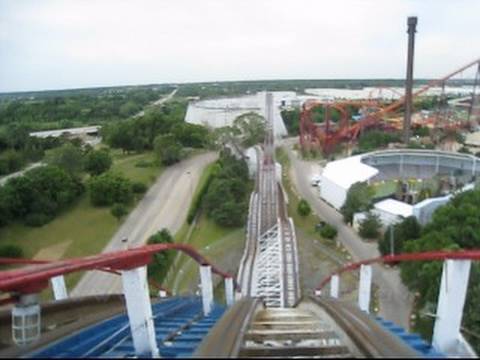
left=309, top=296, right=420, bottom=357
left=193, top=298, right=261, bottom=357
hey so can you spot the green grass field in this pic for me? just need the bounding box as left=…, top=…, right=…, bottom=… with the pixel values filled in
left=0, top=151, right=163, bottom=273
left=163, top=161, right=245, bottom=295
left=275, top=146, right=360, bottom=301
left=371, top=180, right=397, bottom=199
left=165, top=213, right=244, bottom=293
left=276, top=147, right=352, bottom=261
left=276, top=148, right=324, bottom=239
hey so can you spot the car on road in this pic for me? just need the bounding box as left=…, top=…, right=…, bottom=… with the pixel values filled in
left=310, top=175, right=322, bottom=187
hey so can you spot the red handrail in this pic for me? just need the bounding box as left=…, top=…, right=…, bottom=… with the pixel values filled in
left=0, top=243, right=238, bottom=294
left=0, top=257, right=174, bottom=298
left=316, top=250, right=480, bottom=291
left=0, top=258, right=49, bottom=265
left=0, top=258, right=122, bottom=275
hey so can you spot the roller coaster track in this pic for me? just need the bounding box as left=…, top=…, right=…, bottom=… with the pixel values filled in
left=300, top=57, right=480, bottom=154
left=237, top=92, right=300, bottom=307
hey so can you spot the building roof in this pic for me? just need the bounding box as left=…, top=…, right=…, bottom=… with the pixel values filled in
left=321, top=155, right=379, bottom=190
left=374, top=198, right=413, bottom=218
left=465, top=131, right=480, bottom=147
left=30, top=126, right=101, bottom=138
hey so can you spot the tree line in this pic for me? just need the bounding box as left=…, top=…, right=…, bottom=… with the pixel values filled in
left=342, top=179, right=480, bottom=351
left=0, top=87, right=172, bottom=130
left=199, top=149, right=251, bottom=227
left=391, top=189, right=480, bottom=350
left=103, top=101, right=211, bottom=165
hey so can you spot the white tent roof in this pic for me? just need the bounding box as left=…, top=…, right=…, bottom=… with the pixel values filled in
left=374, top=198, right=413, bottom=218
left=321, top=155, right=379, bottom=189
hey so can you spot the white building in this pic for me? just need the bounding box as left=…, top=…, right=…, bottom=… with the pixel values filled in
left=320, top=155, right=378, bottom=209
left=184, top=92, right=288, bottom=138
left=354, top=183, right=475, bottom=228
left=29, top=126, right=101, bottom=139
left=320, top=149, right=479, bottom=226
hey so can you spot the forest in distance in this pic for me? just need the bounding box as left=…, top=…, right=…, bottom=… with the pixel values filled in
left=1, top=77, right=474, bottom=101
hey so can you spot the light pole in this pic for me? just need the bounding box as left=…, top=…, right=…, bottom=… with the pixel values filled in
left=390, top=225, right=395, bottom=256
left=186, top=171, right=193, bottom=198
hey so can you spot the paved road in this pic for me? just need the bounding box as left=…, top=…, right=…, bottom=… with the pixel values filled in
left=281, top=139, right=413, bottom=329
left=0, top=162, right=44, bottom=186
left=133, top=88, right=178, bottom=118
left=71, top=152, right=217, bottom=297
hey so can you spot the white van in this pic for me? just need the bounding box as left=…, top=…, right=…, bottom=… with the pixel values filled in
left=310, top=175, right=322, bottom=187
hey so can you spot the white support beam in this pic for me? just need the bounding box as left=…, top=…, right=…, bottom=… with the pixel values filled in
left=121, top=266, right=159, bottom=358
left=432, top=260, right=471, bottom=354
left=200, top=265, right=214, bottom=316
left=224, top=277, right=234, bottom=307
left=358, top=265, right=372, bottom=313
left=330, top=274, right=339, bottom=299
left=50, top=275, right=68, bottom=301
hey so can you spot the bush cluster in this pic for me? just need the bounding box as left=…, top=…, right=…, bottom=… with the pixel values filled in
left=203, top=150, right=250, bottom=227
left=319, top=223, right=338, bottom=239
left=0, top=244, right=24, bottom=258
left=0, top=165, right=84, bottom=227
left=88, top=172, right=132, bottom=206
left=297, top=199, right=311, bottom=217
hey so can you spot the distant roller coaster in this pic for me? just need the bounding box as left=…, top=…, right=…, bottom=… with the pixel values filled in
left=299, top=58, right=480, bottom=154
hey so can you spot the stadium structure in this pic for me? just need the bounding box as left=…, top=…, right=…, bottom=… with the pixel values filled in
left=320, top=149, right=480, bottom=226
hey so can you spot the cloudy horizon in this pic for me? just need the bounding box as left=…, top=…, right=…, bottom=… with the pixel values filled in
left=1, top=0, right=479, bottom=93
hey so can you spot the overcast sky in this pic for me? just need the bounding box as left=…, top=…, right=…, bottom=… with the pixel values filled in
left=1, top=0, right=479, bottom=92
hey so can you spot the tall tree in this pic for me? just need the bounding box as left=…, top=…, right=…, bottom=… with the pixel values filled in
left=84, top=149, right=112, bottom=176
left=340, top=181, right=375, bottom=224
left=47, top=143, right=84, bottom=176
left=154, top=134, right=183, bottom=165
left=88, top=172, right=133, bottom=206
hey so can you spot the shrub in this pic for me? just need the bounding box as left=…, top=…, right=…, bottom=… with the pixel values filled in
left=459, top=146, right=472, bottom=154
left=154, top=134, right=183, bottom=165
left=187, top=165, right=216, bottom=224
left=297, top=199, right=311, bottom=217
left=47, top=143, right=84, bottom=175
left=320, top=223, right=338, bottom=239
left=0, top=150, right=25, bottom=175
left=0, top=165, right=83, bottom=227
left=111, top=203, right=128, bottom=221
left=135, top=160, right=153, bottom=168
left=341, top=182, right=374, bottom=224
left=358, top=130, right=401, bottom=152
left=147, top=229, right=174, bottom=280
left=359, top=212, right=382, bottom=239
left=88, top=172, right=133, bottom=206
left=203, top=153, right=249, bottom=227
left=0, top=244, right=24, bottom=258
left=84, top=149, right=112, bottom=176
left=24, top=213, right=52, bottom=227
left=378, top=216, right=421, bottom=256
left=132, top=182, right=147, bottom=194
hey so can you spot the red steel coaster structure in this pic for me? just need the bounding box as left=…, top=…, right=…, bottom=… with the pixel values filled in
left=299, top=58, right=480, bottom=155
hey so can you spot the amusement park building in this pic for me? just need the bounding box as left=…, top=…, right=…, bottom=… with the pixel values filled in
left=321, top=149, right=480, bottom=225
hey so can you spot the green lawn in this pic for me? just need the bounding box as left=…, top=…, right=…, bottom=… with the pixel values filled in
left=110, top=150, right=160, bottom=185
left=163, top=161, right=245, bottom=295
left=0, top=151, right=163, bottom=292
left=0, top=196, right=118, bottom=260
left=276, top=146, right=359, bottom=301
left=164, top=213, right=244, bottom=294
left=276, top=147, right=351, bottom=261
left=371, top=178, right=440, bottom=202
left=371, top=180, right=397, bottom=199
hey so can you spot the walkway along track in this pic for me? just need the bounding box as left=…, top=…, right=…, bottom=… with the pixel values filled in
left=237, top=92, right=300, bottom=307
